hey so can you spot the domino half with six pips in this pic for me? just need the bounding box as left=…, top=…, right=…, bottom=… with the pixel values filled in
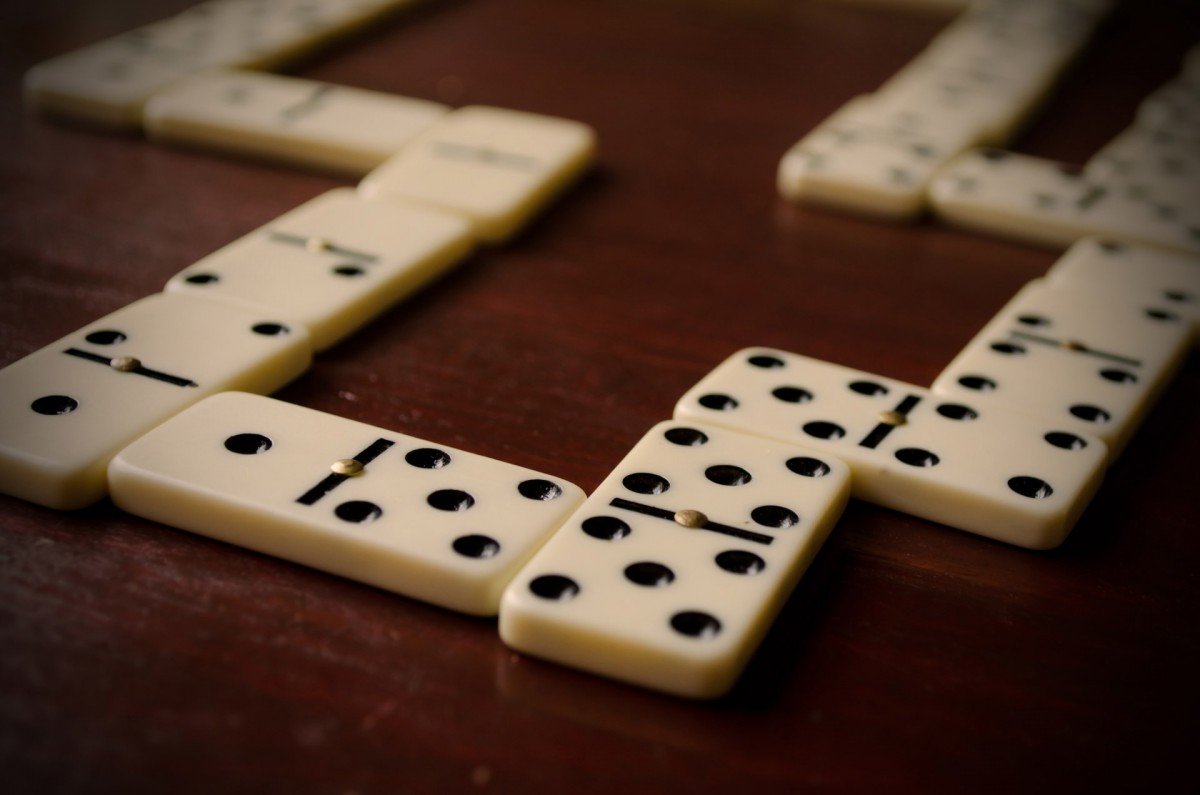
left=144, top=69, right=450, bottom=175
left=108, top=392, right=585, bottom=616
left=674, top=348, right=1108, bottom=550
left=499, top=420, right=851, bottom=698
left=931, top=280, right=1193, bottom=458
left=165, top=187, right=473, bottom=350
left=0, top=294, right=311, bottom=510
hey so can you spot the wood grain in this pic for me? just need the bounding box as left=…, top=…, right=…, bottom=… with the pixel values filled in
left=2, top=1, right=1198, bottom=791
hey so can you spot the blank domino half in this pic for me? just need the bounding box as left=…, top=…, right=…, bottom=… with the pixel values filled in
left=674, top=348, right=1108, bottom=550
left=359, top=106, right=597, bottom=242
left=1046, top=237, right=1200, bottom=342
left=108, top=392, right=585, bottom=616
left=0, top=294, right=311, bottom=510
left=499, top=421, right=850, bottom=698
left=928, top=148, right=1200, bottom=253
left=166, top=188, right=473, bottom=350
left=144, top=69, right=449, bottom=175
left=24, top=0, right=417, bottom=129
left=931, top=280, right=1192, bottom=457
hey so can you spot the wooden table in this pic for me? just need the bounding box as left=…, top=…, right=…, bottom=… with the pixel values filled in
left=3, top=1, right=1198, bottom=791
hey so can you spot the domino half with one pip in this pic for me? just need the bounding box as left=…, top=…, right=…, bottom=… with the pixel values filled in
left=500, top=421, right=850, bottom=698
left=108, top=392, right=585, bottom=616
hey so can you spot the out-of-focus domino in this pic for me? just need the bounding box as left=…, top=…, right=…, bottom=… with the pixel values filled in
left=24, top=0, right=419, bottom=129
left=929, top=148, right=1200, bottom=253
left=144, top=69, right=449, bottom=175
left=359, top=106, right=597, bottom=243
left=1084, top=127, right=1200, bottom=208
left=1136, top=75, right=1200, bottom=139
left=777, top=94, right=980, bottom=219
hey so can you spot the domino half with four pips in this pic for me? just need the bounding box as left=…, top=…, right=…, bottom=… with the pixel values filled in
left=108, top=392, right=585, bottom=616
left=499, top=421, right=851, bottom=698
left=674, top=348, right=1108, bottom=550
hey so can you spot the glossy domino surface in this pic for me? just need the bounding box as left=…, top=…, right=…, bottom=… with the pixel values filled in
left=500, top=420, right=850, bottom=698
left=675, top=347, right=1109, bottom=549
left=108, top=392, right=586, bottom=616
left=0, top=294, right=311, bottom=510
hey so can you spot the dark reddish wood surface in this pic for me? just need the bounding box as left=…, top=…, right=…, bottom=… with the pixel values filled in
left=2, top=1, right=1199, bottom=792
